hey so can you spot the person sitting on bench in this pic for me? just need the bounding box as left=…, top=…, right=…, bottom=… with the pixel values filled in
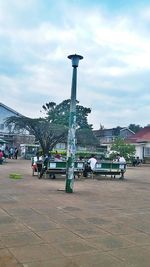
left=83, top=154, right=97, bottom=177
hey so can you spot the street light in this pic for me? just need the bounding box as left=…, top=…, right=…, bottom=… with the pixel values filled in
left=65, top=54, right=83, bottom=193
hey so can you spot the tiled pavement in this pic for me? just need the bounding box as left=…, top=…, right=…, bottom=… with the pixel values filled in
left=0, top=159, right=150, bottom=266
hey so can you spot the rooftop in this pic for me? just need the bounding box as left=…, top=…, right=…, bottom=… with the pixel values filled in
left=128, top=126, right=150, bottom=143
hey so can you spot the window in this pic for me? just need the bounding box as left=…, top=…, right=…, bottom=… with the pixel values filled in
left=144, top=147, right=150, bottom=157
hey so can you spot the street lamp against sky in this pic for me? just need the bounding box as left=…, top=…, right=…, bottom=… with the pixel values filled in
left=65, top=54, right=83, bottom=193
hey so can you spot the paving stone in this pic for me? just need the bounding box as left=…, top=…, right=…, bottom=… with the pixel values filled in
left=70, top=225, right=108, bottom=238
left=6, top=208, right=40, bottom=216
left=15, top=214, right=51, bottom=223
left=73, top=251, right=126, bottom=267
left=85, top=234, right=135, bottom=251
left=120, top=232, right=150, bottom=245
left=9, top=244, right=63, bottom=263
left=100, top=221, right=141, bottom=235
left=0, top=223, right=29, bottom=235
left=0, top=231, right=43, bottom=247
left=0, top=216, right=16, bottom=224
left=85, top=216, right=112, bottom=225
left=0, top=240, right=5, bottom=248
left=61, top=217, right=86, bottom=227
left=0, top=160, right=150, bottom=266
left=37, top=228, right=83, bottom=243
left=24, top=221, right=62, bottom=231
left=52, top=239, right=97, bottom=256
left=0, top=248, right=22, bottom=267
left=21, top=258, right=77, bottom=267
left=109, top=246, right=150, bottom=267
left=62, top=206, right=82, bottom=211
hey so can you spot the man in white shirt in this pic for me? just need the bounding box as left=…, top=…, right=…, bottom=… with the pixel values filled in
left=83, top=155, right=97, bottom=177
left=119, top=155, right=126, bottom=164
left=88, top=155, right=97, bottom=170
left=118, top=155, right=126, bottom=179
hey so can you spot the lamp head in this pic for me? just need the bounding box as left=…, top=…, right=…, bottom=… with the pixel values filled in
left=68, top=54, right=83, bottom=67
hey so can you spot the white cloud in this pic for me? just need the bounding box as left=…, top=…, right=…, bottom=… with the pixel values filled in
left=0, top=1, right=150, bottom=128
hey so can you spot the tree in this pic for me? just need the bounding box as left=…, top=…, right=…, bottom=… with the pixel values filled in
left=5, top=116, right=68, bottom=155
left=128, top=124, right=143, bottom=133
left=110, top=137, right=135, bottom=161
left=76, top=128, right=98, bottom=147
left=42, top=99, right=98, bottom=148
left=42, top=99, right=92, bottom=129
left=5, top=100, right=98, bottom=155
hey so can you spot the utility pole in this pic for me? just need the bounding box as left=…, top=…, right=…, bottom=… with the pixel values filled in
left=65, top=54, right=83, bottom=193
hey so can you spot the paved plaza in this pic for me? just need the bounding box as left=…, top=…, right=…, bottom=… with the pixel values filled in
left=0, top=159, right=150, bottom=266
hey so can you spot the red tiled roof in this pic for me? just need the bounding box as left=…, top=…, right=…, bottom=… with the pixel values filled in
left=128, top=127, right=150, bottom=143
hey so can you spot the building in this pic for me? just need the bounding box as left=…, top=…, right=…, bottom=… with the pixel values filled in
left=127, top=126, right=150, bottom=163
left=94, top=127, right=135, bottom=152
left=0, top=103, right=35, bottom=148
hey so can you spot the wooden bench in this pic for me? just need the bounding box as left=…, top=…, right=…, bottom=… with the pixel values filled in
left=45, top=161, right=85, bottom=178
left=31, top=158, right=126, bottom=180
left=92, top=161, right=126, bottom=179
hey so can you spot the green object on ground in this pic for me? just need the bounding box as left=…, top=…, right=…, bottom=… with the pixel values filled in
left=9, top=173, right=22, bottom=179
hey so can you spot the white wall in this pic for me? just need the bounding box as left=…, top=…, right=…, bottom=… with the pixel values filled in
left=135, top=144, right=143, bottom=159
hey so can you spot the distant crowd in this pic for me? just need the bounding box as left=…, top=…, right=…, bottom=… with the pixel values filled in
left=0, top=145, right=19, bottom=161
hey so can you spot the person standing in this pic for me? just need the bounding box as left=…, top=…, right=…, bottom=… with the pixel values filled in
left=118, top=155, right=126, bottom=179
left=9, top=147, right=14, bottom=159
left=0, top=149, right=3, bottom=164
left=14, top=147, right=18, bottom=159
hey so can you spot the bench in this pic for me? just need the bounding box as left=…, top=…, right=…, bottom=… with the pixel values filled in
left=31, top=158, right=126, bottom=180
left=91, top=161, right=126, bottom=179
left=44, top=161, right=85, bottom=179
left=32, top=160, right=85, bottom=179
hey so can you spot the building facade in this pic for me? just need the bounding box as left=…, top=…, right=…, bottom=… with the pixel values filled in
left=0, top=103, right=35, bottom=148
left=127, top=126, right=150, bottom=163
left=94, top=127, right=135, bottom=152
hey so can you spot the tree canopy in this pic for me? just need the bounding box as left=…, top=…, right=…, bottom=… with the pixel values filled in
left=5, top=99, right=98, bottom=154
left=110, top=137, right=136, bottom=161
left=5, top=116, right=68, bottom=155
left=42, top=99, right=92, bottom=129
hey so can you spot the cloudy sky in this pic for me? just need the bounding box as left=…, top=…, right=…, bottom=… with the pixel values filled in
left=0, top=0, right=150, bottom=129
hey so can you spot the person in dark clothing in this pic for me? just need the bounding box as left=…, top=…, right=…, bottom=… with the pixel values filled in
left=39, top=154, right=55, bottom=179
left=83, top=162, right=91, bottom=177
left=14, top=147, right=18, bottom=159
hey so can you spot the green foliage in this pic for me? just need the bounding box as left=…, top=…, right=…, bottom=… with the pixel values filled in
left=41, top=99, right=98, bottom=148
left=76, top=151, right=104, bottom=160
left=76, top=128, right=98, bottom=146
left=5, top=116, right=68, bottom=155
left=43, top=99, right=92, bottom=129
left=111, top=137, right=136, bottom=161
left=5, top=99, right=98, bottom=155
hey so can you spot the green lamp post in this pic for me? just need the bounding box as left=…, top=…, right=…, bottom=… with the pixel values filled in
left=65, top=54, right=83, bottom=193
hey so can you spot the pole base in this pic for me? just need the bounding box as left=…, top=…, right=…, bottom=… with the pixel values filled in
left=65, top=179, right=74, bottom=193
